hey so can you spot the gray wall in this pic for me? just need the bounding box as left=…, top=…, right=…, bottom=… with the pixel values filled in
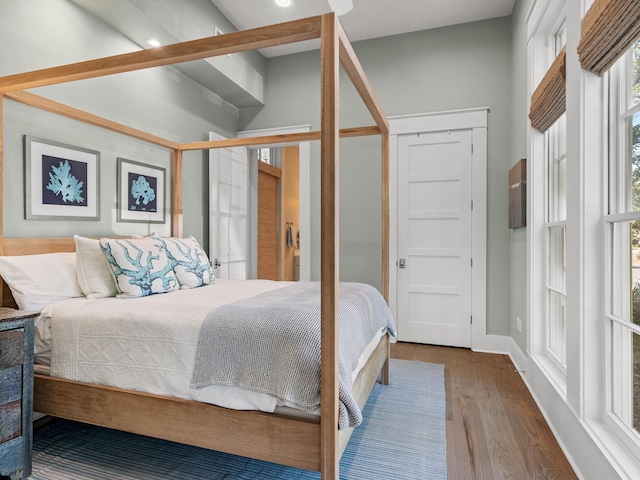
left=509, top=0, right=532, bottom=351
left=247, top=17, right=514, bottom=335
left=0, top=0, right=239, bottom=245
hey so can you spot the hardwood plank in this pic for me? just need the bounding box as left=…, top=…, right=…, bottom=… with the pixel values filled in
left=494, top=362, right=574, bottom=479
left=455, top=395, right=496, bottom=479
left=0, top=16, right=322, bottom=92
left=390, top=342, right=578, bottom=480
left=477, top=363, right=532, bottom=479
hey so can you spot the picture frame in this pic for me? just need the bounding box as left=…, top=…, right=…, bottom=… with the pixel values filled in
left=509, top=158, right=527, bottom=229
left=117, top=157, right=166, bottom=224
left=24, top=135, right=100, bottom=220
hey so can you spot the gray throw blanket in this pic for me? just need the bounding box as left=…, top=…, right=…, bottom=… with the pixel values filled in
left=190, top=281, right=396, bottom=429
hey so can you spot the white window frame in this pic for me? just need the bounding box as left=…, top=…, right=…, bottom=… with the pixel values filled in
left=604, top=41, right=640, bottom=458
left=528, top=0, right=568, bottom=393
left=545, top=112, right=567, bottom=373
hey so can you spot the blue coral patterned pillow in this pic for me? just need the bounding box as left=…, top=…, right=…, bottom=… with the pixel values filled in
left=99, top=237, right=179, bottom=298
left=162, top=236, right=215, bottom=289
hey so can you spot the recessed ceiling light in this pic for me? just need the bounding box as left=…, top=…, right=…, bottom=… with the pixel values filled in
left=275, top=0, right=293, bottom=7
left=147, top=39, right=161, bottom=47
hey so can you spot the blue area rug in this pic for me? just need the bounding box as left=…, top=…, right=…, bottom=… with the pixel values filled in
left=28, top=359, right=446, bottom=479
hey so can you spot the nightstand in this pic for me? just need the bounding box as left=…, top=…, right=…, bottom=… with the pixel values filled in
left=0, top=309, right=35, bottom=480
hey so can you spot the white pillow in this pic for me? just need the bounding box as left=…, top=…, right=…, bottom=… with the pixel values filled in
left=100, top=237, right=179, bottom=298
left=0, top=252, right=84, bottom=311
left=162, top=236, right=215, bottom=289
left=74, top=235, right=118, bottom=298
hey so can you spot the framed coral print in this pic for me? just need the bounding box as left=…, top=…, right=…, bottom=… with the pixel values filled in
left=117, top=157, right=166, bottom=224
left=24, top=135, right=100, bottom=220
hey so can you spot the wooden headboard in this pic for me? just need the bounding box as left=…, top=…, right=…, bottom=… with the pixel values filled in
left=1, top=237, right=76, bottom=308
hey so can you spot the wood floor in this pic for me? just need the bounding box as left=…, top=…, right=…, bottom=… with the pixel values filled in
left=390, top=342, right=578, bottom=480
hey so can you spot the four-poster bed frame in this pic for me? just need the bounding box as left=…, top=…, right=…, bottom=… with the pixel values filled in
left=0, top=13, right=390, bottom=480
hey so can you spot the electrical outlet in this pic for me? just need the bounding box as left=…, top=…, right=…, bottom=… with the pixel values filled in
left=516, top=316, right=522, bottom=332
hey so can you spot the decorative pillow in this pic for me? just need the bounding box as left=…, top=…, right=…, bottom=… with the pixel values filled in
left=162, top=236, right=215, bottom=289
left=0, top=252, right=84, bottom=311
left=74, top=235, right=118, bottom=298
left=99, top=237, right=179, bottom=298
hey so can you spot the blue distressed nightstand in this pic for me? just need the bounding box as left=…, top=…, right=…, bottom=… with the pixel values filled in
left=0, top=309, right=35, bottom=480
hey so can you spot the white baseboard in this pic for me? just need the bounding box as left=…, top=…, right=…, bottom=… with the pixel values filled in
left=471, top=333, right=512, bottom=354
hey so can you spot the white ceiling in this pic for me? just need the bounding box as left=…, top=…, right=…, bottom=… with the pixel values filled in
left=211, top=0, right=516, bottom=56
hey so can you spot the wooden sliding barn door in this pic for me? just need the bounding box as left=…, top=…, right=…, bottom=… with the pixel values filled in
left=257, top=161, right=281, bottom=280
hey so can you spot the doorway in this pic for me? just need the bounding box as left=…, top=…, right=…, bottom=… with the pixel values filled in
left=389, top=108, right=488, bottom=349
left=238, top=124, right=311, bottom=282
left=255, top=146, right=300, bottom=281
left=396, top=130, right=473, bottom=347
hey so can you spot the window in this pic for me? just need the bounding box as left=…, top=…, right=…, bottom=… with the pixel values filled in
left=543, top=25, right=568, bottom=375
left=255, top=147, right=282, bottom=169
left=257, top=147, right=271, bottom=165
left=606, top=38, right=640, bottom=447
left=546, top=114, right=567, bottom=369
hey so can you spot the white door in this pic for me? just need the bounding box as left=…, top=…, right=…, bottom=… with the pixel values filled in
left=397, top=130, right=473, bottom=347
left=209, top=132, right=251, bottom=279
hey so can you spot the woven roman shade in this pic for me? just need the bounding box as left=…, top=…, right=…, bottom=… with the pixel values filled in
left=529, top=48, right=566, bottom=133
left=577, top=0, right=640, bottom=76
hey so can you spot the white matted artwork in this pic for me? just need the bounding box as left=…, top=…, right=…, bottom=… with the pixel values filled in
left=24, top=135, right=100, bottom=220
left=117, top=157, right=166, bottom=224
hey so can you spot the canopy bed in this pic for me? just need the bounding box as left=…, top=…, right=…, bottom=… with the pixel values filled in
left=0, top=13, right=390, bottom=480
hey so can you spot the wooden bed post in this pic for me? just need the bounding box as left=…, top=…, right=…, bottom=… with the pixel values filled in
left=382, top=132, right=390, bottom=303
left=381, top=132, right=391, bottom=385
left=171, top=148, right=183, bottom=238
left=320, top=12, right=340, bottom=480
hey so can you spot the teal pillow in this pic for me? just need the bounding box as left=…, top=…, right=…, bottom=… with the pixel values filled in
left=100, top=237, right=179, bottom=298
left=162, top=236, right=215, bottom=289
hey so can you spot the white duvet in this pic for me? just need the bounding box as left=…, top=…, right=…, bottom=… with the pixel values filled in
left=34, top=279, right=385, bottom=415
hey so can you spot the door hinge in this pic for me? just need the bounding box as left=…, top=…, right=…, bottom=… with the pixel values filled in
left=470, top=315, right=473, bottom=324
left=470, top=258, right=473, bottom=267
left=471, top=200, right=474, bottom=211
left=471, top=143, right=474, bottom=154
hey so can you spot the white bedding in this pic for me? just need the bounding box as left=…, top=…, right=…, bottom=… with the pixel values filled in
left=34, top=279, right=388, bottom=416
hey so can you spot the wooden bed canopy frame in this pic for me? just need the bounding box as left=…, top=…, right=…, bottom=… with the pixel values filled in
left=0, top=13, right=390, bottom=480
